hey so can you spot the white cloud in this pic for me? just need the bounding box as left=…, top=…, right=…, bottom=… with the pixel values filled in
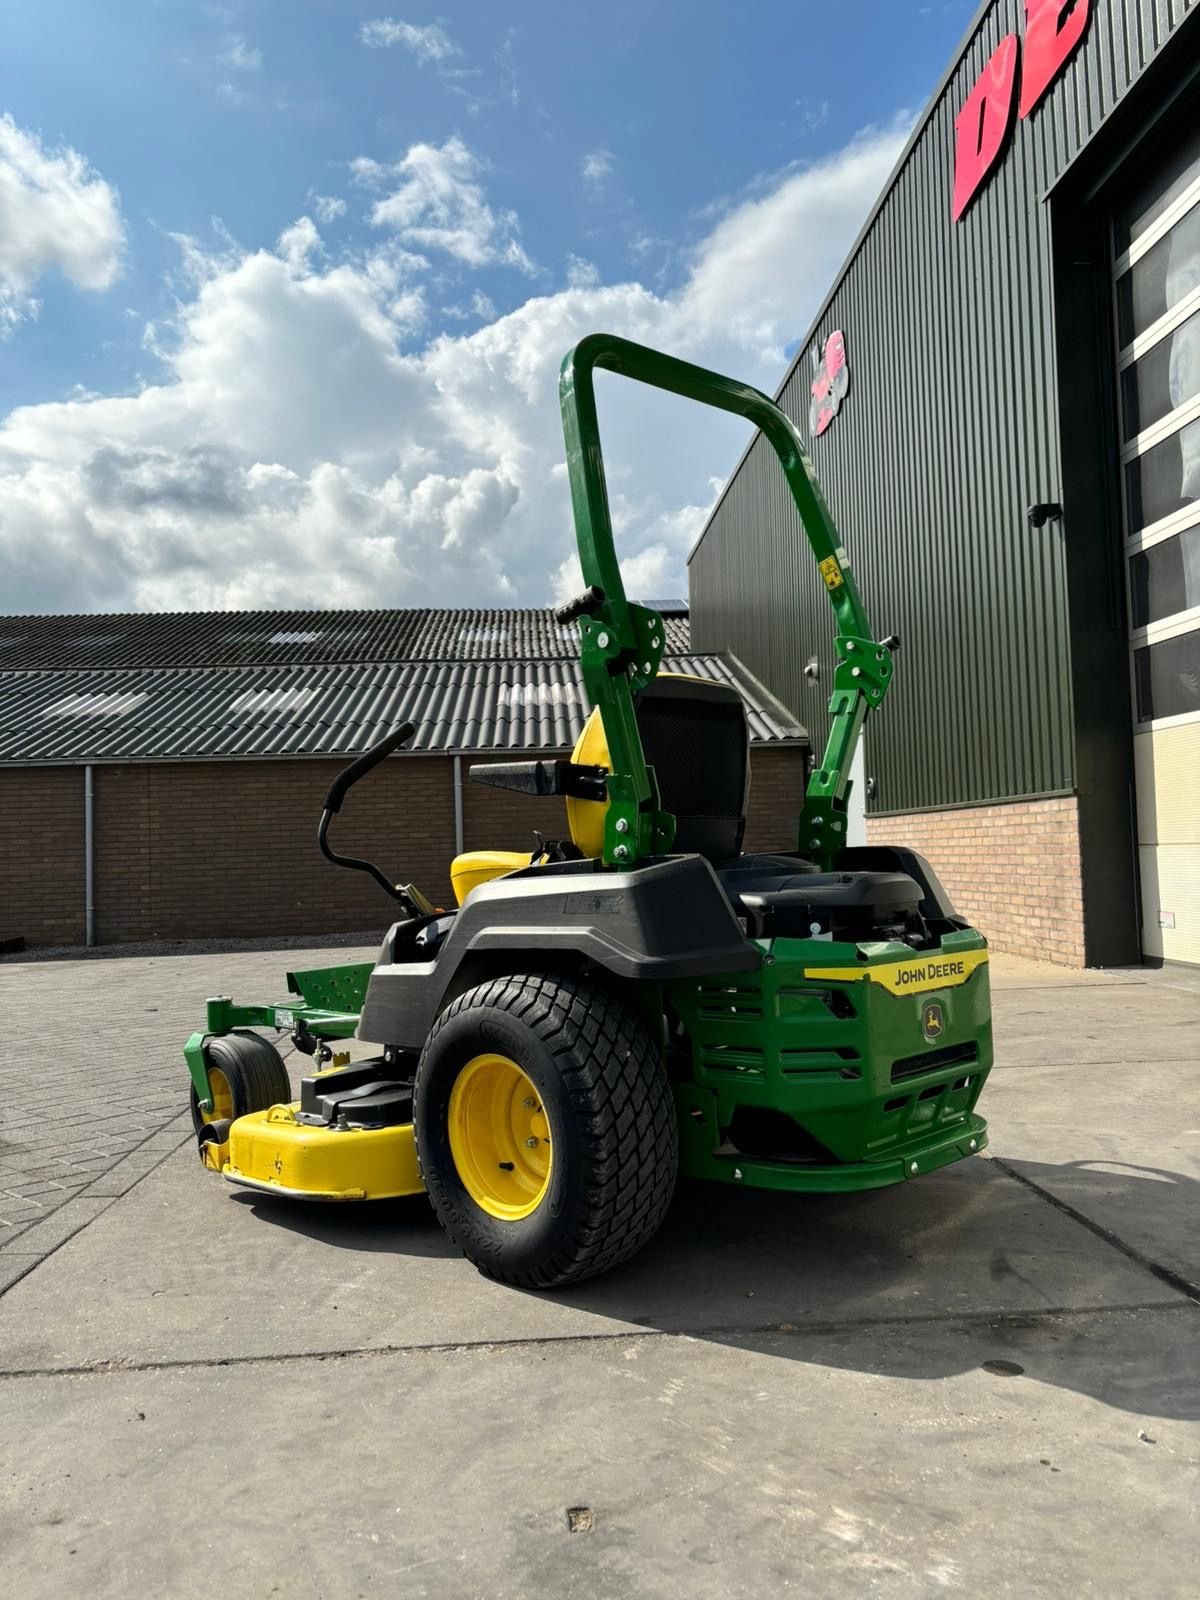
left=221, top=36, right=263, bottom=72
left=0, top=121, right=905, bottom=613
left=363, top=136, right=534, bottom=273
left=313, top=194, right=348, bottom=224
left=683, top=118, right=910, bottom=364
left=551, top=498, right=718, bottom=607
left=580, top=148, right=613, bottom=185
left=795, top=98, right=831, bottom=134
left=0, top=115, right=125, bottom=333
left=276, top=216, right=322, bottom=271
left=565, top=254, right=599, bottom=289
left=360, top=18, right=460, bottom=63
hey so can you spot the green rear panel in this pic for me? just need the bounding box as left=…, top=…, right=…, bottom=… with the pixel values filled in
left=668, top=933, right=991, bottom=1192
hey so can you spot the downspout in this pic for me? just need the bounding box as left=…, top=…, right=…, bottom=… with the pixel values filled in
left=84, top=764, right=95, bottom=947
left=452, top=754, right=465, bottom=858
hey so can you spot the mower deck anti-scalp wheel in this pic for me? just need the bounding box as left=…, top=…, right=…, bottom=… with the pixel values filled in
left=414, top=973, right=678, bottom=1288
left=189, top=1029, right=292, bottom=1136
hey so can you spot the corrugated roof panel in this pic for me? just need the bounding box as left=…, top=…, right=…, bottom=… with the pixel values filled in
left=0, top=605, right=691, bottom=671
left=0, top=655, right=803, bottom=764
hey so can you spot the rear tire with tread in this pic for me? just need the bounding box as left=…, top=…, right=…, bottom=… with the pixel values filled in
left=414, top=973, right=678, bottom=1288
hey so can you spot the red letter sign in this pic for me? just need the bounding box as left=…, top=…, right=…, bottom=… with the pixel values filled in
left=951, top=33, right=1019, bottom=222
left=1018, top=0, right=1091, bottom=119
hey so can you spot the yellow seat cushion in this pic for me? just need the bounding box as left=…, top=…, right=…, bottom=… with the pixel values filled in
left=450, top=850, right=532, bottom=906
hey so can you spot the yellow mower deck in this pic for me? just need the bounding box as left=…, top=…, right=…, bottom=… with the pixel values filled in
left=202, top=1103, right=425, bottom=1202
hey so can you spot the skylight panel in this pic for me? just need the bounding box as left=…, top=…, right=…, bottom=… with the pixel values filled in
left=458, top=626, right=511, bottom=645
left=43, top=692, right=149, bottom=718
left=498, top=681, right=580, bottom=709
left=228, top=687, right=320, bottom=715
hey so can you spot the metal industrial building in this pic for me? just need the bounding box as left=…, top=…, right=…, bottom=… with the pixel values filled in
left=0, top=607, right=806, bottom=949
left=690, top=0, right=1200, bottom=967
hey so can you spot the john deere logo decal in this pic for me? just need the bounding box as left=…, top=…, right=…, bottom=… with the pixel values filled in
left=922, top=1001, right=944, bottom=1042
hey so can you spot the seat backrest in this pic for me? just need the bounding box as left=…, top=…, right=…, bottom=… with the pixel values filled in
left=566, top=673, right=749, bottom=862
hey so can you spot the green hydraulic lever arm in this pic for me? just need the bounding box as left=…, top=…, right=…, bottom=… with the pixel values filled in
left=558, top=332, right=895, bottom=871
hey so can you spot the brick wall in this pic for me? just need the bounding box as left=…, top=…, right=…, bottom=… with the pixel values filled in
left=116, top=758, right=460, bottom=941
left=744, top=746, right=807, bottom=854
left=95, top=765, right=152, bottom=944
left=866, top=795, right=1086, bottom=966
left=2, top=762, right=1087, bottom=959
left=3, top=744, right=808, bottom=948
left=461, top=762, right=570, bottom=858
left=0, top=768, right=85, bottom=947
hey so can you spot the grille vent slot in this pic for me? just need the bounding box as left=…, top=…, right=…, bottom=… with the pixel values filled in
left=698, top=983, right=764, bottom=1022
left=780, top=1047, right=862, bottom=1081
left=890, top=1042, right=978, bottom=1084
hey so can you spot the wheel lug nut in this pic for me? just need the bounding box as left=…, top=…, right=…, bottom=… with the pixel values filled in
left=522, top=1097, right=536, bottom=1108
left=526, top=1136, right=539, bottom=1148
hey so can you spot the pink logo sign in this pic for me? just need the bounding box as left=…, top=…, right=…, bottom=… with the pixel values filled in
left=809, top=331, right=849, bottom=437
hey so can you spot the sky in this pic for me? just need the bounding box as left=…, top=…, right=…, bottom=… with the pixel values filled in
left=0, top=1, right=974, bottom=615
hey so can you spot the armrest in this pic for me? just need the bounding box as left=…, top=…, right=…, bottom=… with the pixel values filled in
left=469, top=760, right=607, bottom=801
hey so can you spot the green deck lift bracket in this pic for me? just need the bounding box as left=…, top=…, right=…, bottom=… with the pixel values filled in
left=182, top=966, right=373, bottom=1110
left=558, top=332, right=896, bottom=870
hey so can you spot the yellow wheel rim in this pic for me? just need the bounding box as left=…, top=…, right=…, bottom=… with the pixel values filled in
left=447, top=1054, right=553, bottom=1221
left=199, top=1067, right=234, bottom=1124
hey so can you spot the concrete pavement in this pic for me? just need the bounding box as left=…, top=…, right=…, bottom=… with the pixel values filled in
left=0, top=941, right=377, bottom=1279
left=0, top=945, right=1197, bottom=1597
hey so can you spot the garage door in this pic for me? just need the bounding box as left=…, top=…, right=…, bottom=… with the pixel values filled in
left=1114, top=118, right=1200, bottom=965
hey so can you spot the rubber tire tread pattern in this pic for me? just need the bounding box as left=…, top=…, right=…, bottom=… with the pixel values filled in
left=190, top=1030, right=291, bottom=1133
left=416, top=973, right=678, bottom=1289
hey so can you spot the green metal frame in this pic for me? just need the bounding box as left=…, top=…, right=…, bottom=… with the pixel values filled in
left=666, top=935, right=992, bottom=1192
left=184, top=963, right=372, bottom=1111
left=559, top=332, right=895, bottom=870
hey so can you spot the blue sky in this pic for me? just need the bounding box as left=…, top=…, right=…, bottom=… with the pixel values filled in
left=0, top=1, right=973, bottom=612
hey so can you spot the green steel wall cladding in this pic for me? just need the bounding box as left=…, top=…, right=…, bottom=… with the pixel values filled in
left=689, top=0, right=1197, bottom=814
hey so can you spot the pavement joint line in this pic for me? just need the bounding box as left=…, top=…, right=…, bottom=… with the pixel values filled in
left=996, top=979, right=1159, bottom=992
left=993, top=981, right=1145, bottom=990
left=0, top=1117, right=194, bottom=1300
left=989, top=1155, right=1200, bottom=1305
left=0, top=1298, right=1190, bottom=1383
left=988, top=1054, right=1200, bottom=1069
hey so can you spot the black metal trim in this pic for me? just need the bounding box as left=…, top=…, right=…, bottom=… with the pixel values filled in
left=469, top=758, right=607, bottom=800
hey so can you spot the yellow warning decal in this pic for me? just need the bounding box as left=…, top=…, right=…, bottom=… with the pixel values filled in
left=804, top=948, right=989, bottom=996
left=818, top=555, right=844, bottom=591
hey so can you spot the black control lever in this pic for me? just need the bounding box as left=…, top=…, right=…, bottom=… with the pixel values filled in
left=318, top=721, right=420, bottom=908
left=881, top=634, right=901, bottom=652
left=323, top=721, right=415, bottom=814
left=554, top=584, right=605, bottom=626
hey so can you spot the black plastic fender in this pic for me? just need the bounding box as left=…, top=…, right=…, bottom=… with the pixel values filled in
left=357, top=854, right=758, bottom=1051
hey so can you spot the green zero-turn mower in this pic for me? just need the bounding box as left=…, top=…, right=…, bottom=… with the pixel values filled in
left=185, top=334, right=993, bottom=1288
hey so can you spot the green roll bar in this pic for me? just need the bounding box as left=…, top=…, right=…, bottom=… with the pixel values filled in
left=558, top=332, right=895, bottom=872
